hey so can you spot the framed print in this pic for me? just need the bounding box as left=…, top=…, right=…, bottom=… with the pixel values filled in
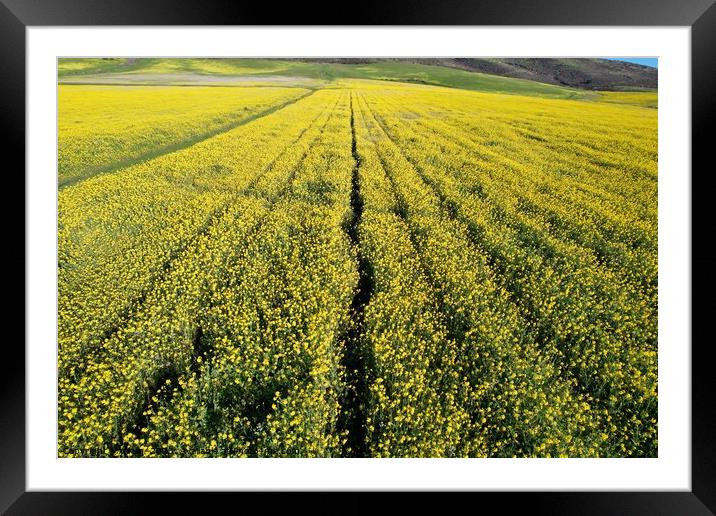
left=4, top=0, right=714, bottom=512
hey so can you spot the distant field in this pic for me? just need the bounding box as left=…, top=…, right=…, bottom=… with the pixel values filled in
left=596, top=90, right=658, bottom=109
left=58, top=64, right=657, bottom=458
left=59, top=58, right=591, bottom=99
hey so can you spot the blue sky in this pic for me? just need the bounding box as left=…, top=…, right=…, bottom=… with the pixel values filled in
left=603, top=57, right=658, bottom=68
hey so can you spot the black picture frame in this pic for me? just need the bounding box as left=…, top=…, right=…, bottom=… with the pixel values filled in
left=3, top=0, right=713, bottom=513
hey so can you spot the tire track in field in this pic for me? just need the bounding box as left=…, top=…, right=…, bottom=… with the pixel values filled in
left=61, top=94, right=334, bottom=383
left=59, top=89, right=317, bottom=189
left=353, top=93, right=487, bottom=455
left=336, top=92, right=371, bottom=457
left=354, top=94, right=467, bottom=337
left=353, top=91, right=479, bottom=456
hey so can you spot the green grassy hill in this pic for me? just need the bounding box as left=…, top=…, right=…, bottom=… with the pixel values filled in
left=58, top=58, right=657, bottom=107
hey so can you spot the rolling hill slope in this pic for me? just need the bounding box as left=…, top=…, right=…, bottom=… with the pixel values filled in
left=57, top=58, right=657, bottom=106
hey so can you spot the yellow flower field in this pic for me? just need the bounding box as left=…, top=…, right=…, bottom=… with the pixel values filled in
left=58, top=76, right=657, bottom=458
